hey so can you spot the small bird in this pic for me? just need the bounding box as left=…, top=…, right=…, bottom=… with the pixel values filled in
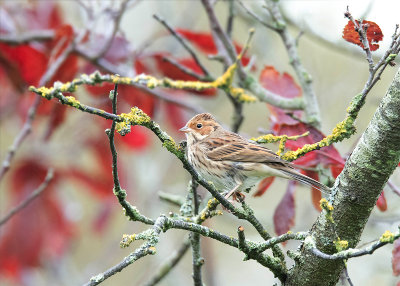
left=180, top=113, right=330, bottom=199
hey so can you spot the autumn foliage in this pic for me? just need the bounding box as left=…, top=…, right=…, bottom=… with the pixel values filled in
left=0, top=2, right=398, bottom=284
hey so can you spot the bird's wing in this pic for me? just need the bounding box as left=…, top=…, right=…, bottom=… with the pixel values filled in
left=202, top=132, right=331, bottom=193
left=203, top=134, right=287, bottom=166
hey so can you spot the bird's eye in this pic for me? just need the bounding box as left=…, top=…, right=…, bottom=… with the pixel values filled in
left=196, top=123, right=203, bottom=129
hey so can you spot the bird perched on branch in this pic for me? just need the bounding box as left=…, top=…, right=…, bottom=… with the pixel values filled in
left=180, top=113, right=330, bottom=199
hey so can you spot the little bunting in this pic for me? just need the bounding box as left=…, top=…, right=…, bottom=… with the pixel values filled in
left=180, top=113, right=330, bottom=198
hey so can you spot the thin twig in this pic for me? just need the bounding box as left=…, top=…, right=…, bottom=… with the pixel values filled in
left=0, top=30, right=55, bottom=44
left=311, top=230, right=400, bottom=260
left=241, top=201, right=286, bottom=264
left=0, top=96, right=41, bottom=181
left=109, top=83, right=120, bottom=190
left=226, top=0, right=235, bottom=38
left=141, top=238, right=191, bottom=286
left=94, top=0, right=130, bottom=59
left=106, top=83, right=154, bottom=225
left=343, top=266, right=354, bottom=286
left=84, top=216, right=167, bottom=286
left=190, top=180, right=203, bottom=286
left=388, top=180, right=400, bottom=197
left=344, top=7, right=374, bottom=72
left=201, top=0, right=246, bottom=80
left=237, top=1, right=278, bottom=31
left=0, top=168, right=54, bottom=226
left=153, top=14, right=210, bottom=78
left=263, top=0, right=321, bottom=126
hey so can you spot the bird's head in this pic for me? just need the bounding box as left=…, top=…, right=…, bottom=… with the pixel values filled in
left=180, top=113, right=221, bottom=144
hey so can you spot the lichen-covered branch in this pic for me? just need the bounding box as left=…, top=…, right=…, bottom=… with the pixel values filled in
left=310, top=229, right=400, bottom=260
left=189, top=181, right=204, bottom=286
left=106, top=83, right=154, bottom=225
left=84, top=216, right=167, bottom=286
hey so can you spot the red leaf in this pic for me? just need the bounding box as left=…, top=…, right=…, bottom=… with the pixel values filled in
left=260, top=66, right=303, bottom=125
left=330, top=164, right=344, bottom=178
left=51, top=24, right=74, bottom=58
left=342, top=20, right=383, bottom=51
left=119, top=85, right=156, bottom=117
left=176, top=29, right=217, bottom=54
left=274, top=181, right=296, bottom=236
left=176, top=29, right=252, bottom=68
left=260, top=66, right=302, bottom=99
left=254, top=177, right=275, bottom=197
left=49, top=54, right=79, bottom=86
left=0, top=160, right=75, bottom=280
left=0, top=43, right=47, bottom=86
left=393, top=239, right=400, bottom=276
left=376, top=191, right=387, bottom=212
left=120, top=126, right=150, bottom=150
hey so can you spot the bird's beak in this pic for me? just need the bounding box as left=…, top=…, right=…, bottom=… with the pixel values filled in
left=179, top=126, right=190, bottom=133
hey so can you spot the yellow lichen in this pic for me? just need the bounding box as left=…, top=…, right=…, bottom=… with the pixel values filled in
left=230, top=87, right=257, bottom=103
left=213, top=62, right=237, bottom=88
left=320, top=198, right=333, bottom=211
left=120, top=233, right=136, bottom=248
left=380, top=230, right=395, bottom=243
left=120, top=107, right=151, bottom=126
left=36, top=86, right=53, bottom=98
left=334, top=239, right=349, bottom=251
left=65, top=96, right=81, bottom=108
left=207, top=198, right=218, bottom=209
left=320, top=198, right=334, bottom=223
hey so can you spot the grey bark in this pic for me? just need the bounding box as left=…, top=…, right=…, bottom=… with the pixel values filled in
left=286, top=67, right=400, bottom=285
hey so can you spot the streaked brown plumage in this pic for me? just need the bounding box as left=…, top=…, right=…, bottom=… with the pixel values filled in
left=180, top=113, right=330, bottom=197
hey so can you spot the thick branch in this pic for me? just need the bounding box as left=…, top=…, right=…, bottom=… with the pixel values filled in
left=286, top=68, right=400, bottom=285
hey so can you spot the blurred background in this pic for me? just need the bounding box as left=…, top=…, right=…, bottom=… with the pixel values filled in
left=0, top=0, right=399, bottom=285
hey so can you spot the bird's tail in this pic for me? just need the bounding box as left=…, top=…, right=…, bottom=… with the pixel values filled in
left=279, top=169, right=331, bottom=194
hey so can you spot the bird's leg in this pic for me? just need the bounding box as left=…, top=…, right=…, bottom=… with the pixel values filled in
left=224, top=182, right=243, bottom=200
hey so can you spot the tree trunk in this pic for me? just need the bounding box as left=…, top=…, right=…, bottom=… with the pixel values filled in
left=286, top=67, right=400, bottom=285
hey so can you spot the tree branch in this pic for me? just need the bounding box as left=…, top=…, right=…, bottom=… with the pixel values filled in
left=286, top=67, right=400, bottom=285
left=263, top=0, right=321, bottom=126
left=0, top=30, right=54, bottom=44
left=153, top=14, right=211, bottom=78
left=310, top=229, right=400, bottom=260
left=141, top=238, right=191, bottom=286
left=0, top=168, right=54, bottom=226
